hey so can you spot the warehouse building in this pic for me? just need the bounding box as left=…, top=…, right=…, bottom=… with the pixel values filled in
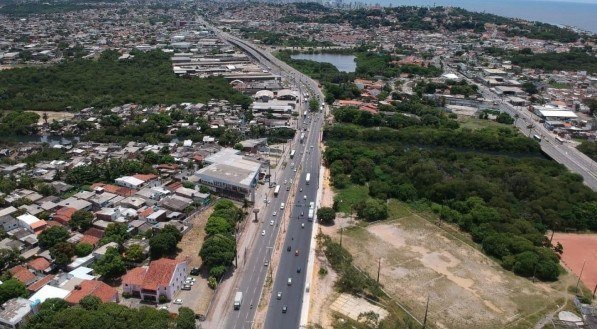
left=195, top=148, right=261, bottom=201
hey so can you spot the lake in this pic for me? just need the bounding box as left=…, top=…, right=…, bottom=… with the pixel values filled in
left=290, top=53, right=357, bottom=72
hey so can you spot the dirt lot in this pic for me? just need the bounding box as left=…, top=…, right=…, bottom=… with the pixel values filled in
left=552, top=233, right=597, bottom=292
left=28, top=111, right=75, bottom=124
left=324, top=201, right=565, bottom=329
left=174, top=206, right=214, bottom=315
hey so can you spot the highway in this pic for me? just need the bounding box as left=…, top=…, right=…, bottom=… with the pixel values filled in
left=448, top=66, right=597, bottom=191
left=209, top=23, right=326, bottom=329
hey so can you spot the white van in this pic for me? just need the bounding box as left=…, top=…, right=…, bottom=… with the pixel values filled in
left=287, top=278, right=292, bottom=285
left=280, top=203, right=285, bottom=210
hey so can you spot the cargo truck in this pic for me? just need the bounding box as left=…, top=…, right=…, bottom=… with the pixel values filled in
left=234, top=292, right=242, bottom=310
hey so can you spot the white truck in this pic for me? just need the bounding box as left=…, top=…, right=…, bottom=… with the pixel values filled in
left=306, top=173, right=310, bottom=185
left=308, top=201, right=315, bottom=221
left=234, top=291, right=242, bottom=310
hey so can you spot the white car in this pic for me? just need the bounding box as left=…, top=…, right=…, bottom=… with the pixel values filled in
left=301, top=223, right=305, bottom=228
left=261, top=230, right=266, bottom=236
left=273, top=211, right=277, bottom=216
left=173, top=299, right=183, bottom=305
left=270, top=220, right=274, bottom=226
left=304, top=195, right=307, bottom=200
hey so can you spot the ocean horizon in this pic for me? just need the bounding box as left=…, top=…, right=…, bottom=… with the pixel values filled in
left=353, top=0, right=597, bottom=33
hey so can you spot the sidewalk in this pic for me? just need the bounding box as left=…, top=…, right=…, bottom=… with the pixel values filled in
left=299, top=165, right=324, bottom=328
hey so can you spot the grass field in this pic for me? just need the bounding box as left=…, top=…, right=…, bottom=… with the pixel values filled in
left=328, top=200, right=565, bottom=329
left=457, top=116, right=513, bottom=131
left=334, top=184, right=369, bottom=214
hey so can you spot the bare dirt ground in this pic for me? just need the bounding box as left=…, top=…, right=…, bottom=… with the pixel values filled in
left=552, top=232, right=597, bottom=292
left=327, top=203, right=566, bottom=329
left=28, top=111, right=75, bottom=124
left=308, top=228, right=339, bottom=328
left=175, top=206, right=214, bottom=315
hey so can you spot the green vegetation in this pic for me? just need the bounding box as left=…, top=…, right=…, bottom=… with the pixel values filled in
left=577, top=141, right=597, bottom=161
left=74, top=243, right=93, bottom=257
left=149, top=225, right=182, bottom=259
left=0, top=279, right=28, bottom=304
left=0, top=111, right=40, bottom=136
left=124, top=244, right=146, bottom=264
left=325, top=98, right=597, bottom=281
left=415, top=80, right=478, bottom=97
left=69, top=209, right=94, bottom=232
left=65, top=159, right=154, bottom=186
left=0, top=50, right=252, bottom=111
left=38, top=226, right=70, bottom=250
left=200, top=199, right=242, bottom=279
left=239, top=27, right=334, bottom=47
left=92, top=247, right=126, bottom=280
left=24, top=298, right=194, bottom=329
left=316, top=207, right=336, bottom=225
left=100, top=223, right=129, bottom=245
left=510, top=48, right=597, bottom=74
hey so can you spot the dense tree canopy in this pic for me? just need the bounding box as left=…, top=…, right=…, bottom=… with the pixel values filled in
left=38, top=226, right=70, bottom=250
left=0, top=279, right=28, bottom=304
left=93, top=247, right=126, bottom=280
left=0, top=50, right=252, bottom=111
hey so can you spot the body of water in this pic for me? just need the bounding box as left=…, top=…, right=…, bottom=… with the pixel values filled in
left=290, top=53, right=357, bottom=72
left=355, top=0, right=597, bottom=33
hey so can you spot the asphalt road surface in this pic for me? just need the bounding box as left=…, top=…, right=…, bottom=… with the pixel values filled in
left=211, top=28, right=326, bottom=329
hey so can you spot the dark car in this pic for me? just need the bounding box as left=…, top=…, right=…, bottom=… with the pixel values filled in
left=297, top=267, right=302, bottom=273
left=287, top=245, right=291, bottom=252
left=282, top=305, right=288, bottom=313
left=190, top=267, right=200, bottom=276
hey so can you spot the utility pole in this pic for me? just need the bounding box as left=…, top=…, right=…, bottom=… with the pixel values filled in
left=422, top=294, right=430, bottom=329
left=377, top=258, right=381, bottom=284
left=576, top=260, right=587, bottom=292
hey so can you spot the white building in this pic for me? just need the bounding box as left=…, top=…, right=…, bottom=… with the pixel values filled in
left=122, top=258, right=187, bottom=302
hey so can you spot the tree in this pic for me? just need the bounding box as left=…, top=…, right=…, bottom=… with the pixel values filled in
left=69, top=209, right=94, bottom=232
left=317, top=207, right=336, bottom=225
left=93, top=247, right=126, bottom=280
left=357, top=199, right=388, bottom=221
left=39, top=226, right=70, bottom=249
left=0, top=248, right=21, bottom=271
left=101, top=223, right=128, bottom=245
left=50, top=242, right=75, bottom=268
left=309, top=98, right=320, bottom=112
left=79, top=295, right=102, bottom=310
left=199, top=234, right=236, bottom=269
left=124, top=244, right=146, bottom=263
left=176, top=307, right=196, bottom=329
left=149, top=231, right=178, bottom=259
left=0, top=279, right=27, bottom=304
left=205, top=216, right=232, bottom=236
left=74, top=242, right=93, bottom=257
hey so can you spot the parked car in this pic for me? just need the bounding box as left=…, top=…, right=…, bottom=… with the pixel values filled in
left=182, top=284, right=192, bottom=290
left=173, top=299, right=183, bottom=305
left=190, top=267, right=200, bottom=276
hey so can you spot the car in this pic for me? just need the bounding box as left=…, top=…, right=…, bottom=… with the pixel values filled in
left=299, top=188, right=302, bottom=192
left=264, top=260, right=269, bottom=266
left=270, top=220, right=274, bottom=226
left=277, top=291, right=282, bottom=300
left=310, top=145, right=314, bottom=149
left=294, top=168, right=297, bottom=172
left=280, top=203, right=285, bottom=210
left=261, top=230, right=266, bottom=236
left=186, top=277, right=196, bottom=283
left=287, top=245, right=291, bottom=252
left=301, top=223, right=305, bottom=228
left=300, top=211, right=304, bottom=217
left=273, top=211, right=277, bottom=216
left=287, top=278, right=292, bottom=285
left=181, top=284, right=191, bottom=290
left=158, top=306, right=168, bottom=310
left=282, top=305, right=288, bottom=313
left=297, top=267, right=302, bottom=273
left=190, top=267, right=200, bottom=276
left=295, top=250, right=299, bottom=256
left=304, top=195, right=307, bottom=200
left=173, top=299, right=183, bottom=305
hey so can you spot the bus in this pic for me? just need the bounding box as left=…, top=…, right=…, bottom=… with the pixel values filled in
left=290, top=149, right=296, bottom=159
left=274, top=185, right=280, bottom=197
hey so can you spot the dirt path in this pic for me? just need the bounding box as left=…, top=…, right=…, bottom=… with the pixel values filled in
left=308, top=232, right=338, bottom=328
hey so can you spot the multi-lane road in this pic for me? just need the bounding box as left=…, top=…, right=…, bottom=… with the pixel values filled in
left=448, top=67, right=597, bottom=191
left=209, top=25, right=326, bottom=329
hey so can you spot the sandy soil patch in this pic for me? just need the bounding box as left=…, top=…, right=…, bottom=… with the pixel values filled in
left=28, top=111, right=75, bottom=124
left=308, top=237, right=338, bottom=328
left=337, top=214, right=560, bottom=329
left=330, top=293, right=389, bottom=322
left=552, top=232, right=597, bottom=291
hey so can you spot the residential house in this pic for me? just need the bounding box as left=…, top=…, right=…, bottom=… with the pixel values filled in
left=121, top=258, right=187, bottom=302
left=64, top=280, right=119, bottom=304
left=8, top=265, right=36, bottom=286
left=0, top=298, right=32, bottom=329
left=16, top=214, right=46, bottom=234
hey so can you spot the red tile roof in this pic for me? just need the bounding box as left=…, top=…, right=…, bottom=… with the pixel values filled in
left=90, top=183, right=135, bottom=197
left=133, top=174, right=158, bottom=182
left=166, top=182, right=183, bottom=192
left=53, top=207, right=77, bottom=225
left=83, top=227, right=104, bottom=239
left=65, top=280, right=118, bottom=304
left=122, top=259, right=181, bottom=292
left=27, top=257, right=51, bottom=272
left=122, top=267, right=147, bottom=287
left=9, top=265, right=36, bottom=284
left=138, top=207, right=153, bottom=218
left=80, top=234, right=100, bottom=246
left=27, top=275, right=54, bottom=292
